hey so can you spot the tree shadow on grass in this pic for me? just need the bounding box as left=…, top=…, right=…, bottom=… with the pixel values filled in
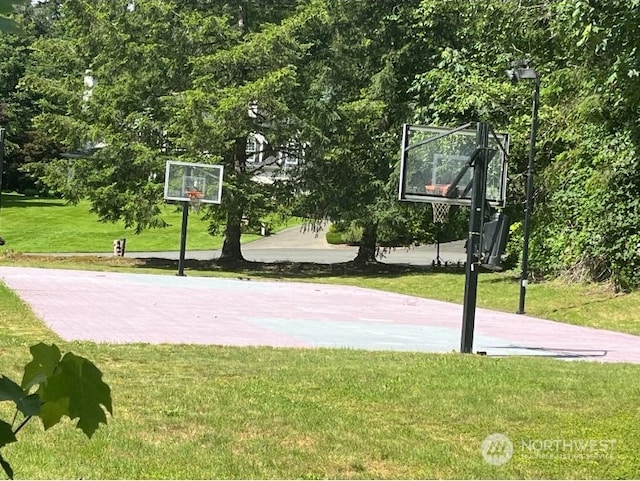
left=137, top=257, right=467, bottom=280
left=2, top=253, right=467, bottom=280
left=1, top=195, right=67, bottom=208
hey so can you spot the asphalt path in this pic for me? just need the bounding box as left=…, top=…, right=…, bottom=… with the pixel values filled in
left=122, top=225, right=468, bottom=265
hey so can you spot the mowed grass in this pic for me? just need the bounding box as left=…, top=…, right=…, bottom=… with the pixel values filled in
left=0, top=283, right=638, bottom=480
left=1, top=193, right=640, bottom=336
left=0, top=194, right=281, bottom=253
left=1, top=197, right=639, bottom=478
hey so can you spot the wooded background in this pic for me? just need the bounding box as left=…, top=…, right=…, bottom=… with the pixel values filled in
left=1, top=0, right=639, bottom=289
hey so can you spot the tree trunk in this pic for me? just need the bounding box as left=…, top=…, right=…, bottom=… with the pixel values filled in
left=218, top=137, right=247, bottom=264
left=353, top=222, right=377, bottom=264
left=219, top=207, right=244, bottom=263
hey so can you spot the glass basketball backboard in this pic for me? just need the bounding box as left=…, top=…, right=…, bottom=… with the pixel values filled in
left=399, top=123, right=509, bottom=207
left=164, top=160, right=224, bottom=204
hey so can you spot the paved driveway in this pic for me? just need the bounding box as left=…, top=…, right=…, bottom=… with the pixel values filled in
left=1, top=266, right=639, bottom=363
left=63, top=225, right=468, bottom=265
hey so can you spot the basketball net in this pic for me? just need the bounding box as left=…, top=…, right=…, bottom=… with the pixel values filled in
left=186, top=190, right=204, bottom=212
left=431, top=202, right=450, bottom=223
left=425, top=184, right=452, bottom=223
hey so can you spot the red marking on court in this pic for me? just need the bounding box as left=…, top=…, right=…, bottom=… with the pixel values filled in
left=1, top=267, right=639, bottom=363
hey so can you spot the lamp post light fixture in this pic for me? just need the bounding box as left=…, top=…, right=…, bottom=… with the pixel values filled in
left=506, top=60, right=540, bottom=315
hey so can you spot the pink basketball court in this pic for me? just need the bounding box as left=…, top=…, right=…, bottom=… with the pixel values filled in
left=1, top=266, right=639, bottom=363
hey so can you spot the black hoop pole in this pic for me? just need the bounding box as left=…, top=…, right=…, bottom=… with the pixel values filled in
left=177, top=201, right=189, bottom=276
left=461, top=122, right=490, bottom=354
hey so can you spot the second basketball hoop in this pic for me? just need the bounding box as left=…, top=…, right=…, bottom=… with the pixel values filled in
left=186, top=189, right=205, bottom=212
left=398, top=123, right=509, bottom=208
left=163, top=160, right=224, bottom=276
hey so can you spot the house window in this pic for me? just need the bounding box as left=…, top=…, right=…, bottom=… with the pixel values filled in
left=278, top=150, right=298, bottom=166
left=83, top=70, right=94, bottom=103
left=246, top=133, right=266, bottom=164
left=246, top=134, right=258, bottom=163
left=279, top=141, right=304, bottom=167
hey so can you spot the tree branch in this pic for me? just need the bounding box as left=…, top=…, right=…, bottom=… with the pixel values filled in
left=13, top=416, right=32, bottom=436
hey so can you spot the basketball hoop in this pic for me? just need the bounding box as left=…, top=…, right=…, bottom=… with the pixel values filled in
left=186, top=190, right=204, bottom=212
left=424, top=183, right=452, bottom=223
left=431, top=201, right=450, bottom=223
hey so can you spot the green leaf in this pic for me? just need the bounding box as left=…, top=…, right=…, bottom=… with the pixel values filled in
left=38, top=397, right=69, bottom=431
left=62, top=353, right=113, bottom=437
left=0, top=379, right=40, bottom=416
left=21, top=343, right=61, bottom=391
left=0, top=420, right=16, bottom=448
left=0, top=376, right=23, bottom=402
left=39, top=353, right=112, bottom=437
left=0, top=452, right=14, bottom=480
left=0, top=16, right=21, bottom=34
left=0, top=376, right=41, bottom=417
left=19, top=394, right=42, bottom=417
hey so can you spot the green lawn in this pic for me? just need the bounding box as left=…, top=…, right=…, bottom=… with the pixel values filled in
left=0, top=194, right=297, bottom=253
left=1, top=196, right=640, bottom=478
left=1, top=192, right=640, bottom=336
left=0, top=283, right=638, bottom=480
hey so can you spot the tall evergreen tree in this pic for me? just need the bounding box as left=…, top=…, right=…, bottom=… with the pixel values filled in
left=24, top=0, right=322, bottom=263
left=1, top=0, right=63, bottom=195
left=170, top=1, right=324, bottom=262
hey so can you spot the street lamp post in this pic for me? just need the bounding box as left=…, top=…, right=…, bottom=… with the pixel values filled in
left=0, top=128, right=4, bottom=212
left=0, top=128, right=5, bottom=246
left=506, top=60, right=539, bottom=315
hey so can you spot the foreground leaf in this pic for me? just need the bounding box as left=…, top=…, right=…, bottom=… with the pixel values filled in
left=39, top=353, right=112, bottom=437
left=0, top=376, right=41, bottom=417
left=0, top=420, right=16, bottom=478
left=0, top=376, right=23, bottom=403
left=0, top=420, right=16, bottom=448
left=63, top=353, right=113, bottom=437
left=18, top=393, right=41, bottom=417
left=38, top=397, right=69, bottom=431
left=21, top=343, right=61, bottom=391
left=0, top=452, right=13, bottom=480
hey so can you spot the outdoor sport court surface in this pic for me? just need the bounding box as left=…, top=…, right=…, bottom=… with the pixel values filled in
left=1, top=266, right=640, bottom=364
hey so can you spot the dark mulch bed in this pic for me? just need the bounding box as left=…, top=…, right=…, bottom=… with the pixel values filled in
left=140, top=256, right=465, bottom=278
left=2, top=252, right=466, bottom=278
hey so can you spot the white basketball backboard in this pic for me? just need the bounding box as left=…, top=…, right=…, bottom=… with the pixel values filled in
left=399, top=124, right=509, bottom=207
left=164, top=160, right=224, bottom=204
